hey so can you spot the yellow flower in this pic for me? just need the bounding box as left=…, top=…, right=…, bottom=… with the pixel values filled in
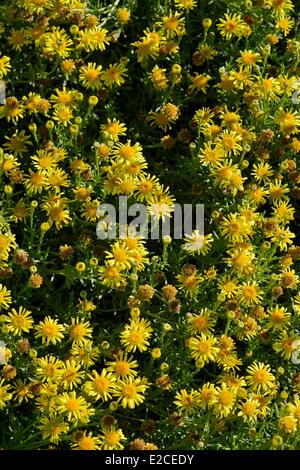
left=218, top=275, right=239, bottom=299
left=39, top=416, right=69, bottom=444
left=52, top=105, right=73, bottom=126
left=174, top=389, right=200, bottom=414
left=279, top=415, right=298, bottom=434
left=251, top=162, right=274, bottom=183
left=217, top=130, right=243, bottom=156
left=158, top=11, right=186, bottom=38
left=6, top=306, right=33, bottom=335
left=0, top=284, right=12, bottom=310
left=238, top=397, right=261, bottom=422
left=217, top=13, right=246, bottom=39
left=60, top=360, right=84, bottom=390
left=188, top=334, right=219, bottom=368
left=120, top=318, right=153, bottom=353
left=174, top=0, right=197, bottom=10
left=267, top=305, right=291, bottom=330
left=276, top=15, right=294, bottom=36
left=72, top=432, right=102, bottom=450
left=188, top=73, right=211, bottom=94
left=105, top=241, right=135, bottom=270
left=221, top=213, right=252, bottom=242
left=42, top=27, right=73, bottom=58
left=100, top=426, right=126, bottom=450
left=56, top=391, right=93, bottom=423
left=198, top=382, right=217, bottom=409
left=36, top=356, right=63, bottom=383
left=100, top=118, right=127, bottom=141
left=84, top=369, right=116, bottom=401
left=213, top=383, right=236, bottom=417
left=68, top=317, right=93, bottom=345
left=0, top=55, right=11, bottom=78
left=70, top=340, right=100, bottom=368
left=246, top=362, right=276, bottom=393
left=98, top=261, right=126, bottom=288
left=236, top=50, right=261, bottom=68
left=0, top=379, right=12, bottom=409
left=182, top=231, right=213, bottom=255
left=238, top=281, right=263, bottom=306
left=106, top=352, right=138, bottom=378
left=79, top=62, right=102, bottom=89
left=265, top=0, right=294, bottom=15
left=116, top=8, right=131, bottom=25
left=35, top=316, right=65, bottom=345
left=187, top=309, right=216, bottom=335
left=113, top=376, right=149, bottom=409
left=102, top=63, right=127, bottom=87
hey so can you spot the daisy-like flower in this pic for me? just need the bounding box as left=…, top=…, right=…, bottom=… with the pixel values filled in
left=217, top=13, right=246, bottom=40
left=6, top=306, right=33, bottom=335
left=188, top=73, right=211, bottom=94
left=0, top=379, right=12, bottom=410
left=100, top=118, right=127, bottom=141
left=199, top=143, right=225, bottom=166
left=220, top=213, right=252, bottom=242
left=68, top=317, right=93, bottom=345
left=188, top=334, right=219, bottom=368
left=198, top=382, right=217, bottom=409
left=36, top=355, right=63, bottom=382
left=174, top=389, right=200, bottom=414
left=106, top=352, right=138, bottom=379
left=174, top=0, right=197, bottom=10
left=79, top=62, right=103, bottom=90
left=236, top=50, right=261, bottom=69
left=100, top=426, right=126, bottom=450
left=98, top=261, right=126, bottom=289
left=113, top=376, right=149, bottom=409
left=246, top=362, right=276, bottom=393
left=182, top=231, right=213, bottom=255
left=217, top=275, right=239, bottom=299
left=52, top=105, right=73, bottom=127
left=105, top=241, right=135, bottom=270
left=120, top=318, right=153, bottom=353
left=4, top=130, right=32, bottom=157
left=35, top=316, right=65, bottom=345
left=72, top=432, right=102, bottom=450
left=158, top=11, right=186, bottom=38
left=278, top=415, right=298, bottom=434
left=187, top=309, right=216, bottom=335
left=102, top=63, right=127, bottom=88
left=0, top=284, right=12, bottom=310
left=56, top=391, right=93, bottom=423
left=265, top=0, right=294, bottom=15
left=267, top=305, right=291, bottom=330
left=70, top=340, right=100, bottom=368
left=213, top=383, right=236, bottom=417
left=42, top=27, right=73, bottom=58
left=276, top=15, right=294, bottom=36
left=273, top=330, right=300, bottom=360
left=217, top=130, right=243, bottom=156
left=237, top=281, right=263, bottom=306
left=60, top=360, right=84, bottom=390
left=84, top=369, right=116, bottom=402
left=0, top=55, right=11, bottom=78
left=238, top=397, right=261, bottom=422
left=38, top=416, right=69, bottom=444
